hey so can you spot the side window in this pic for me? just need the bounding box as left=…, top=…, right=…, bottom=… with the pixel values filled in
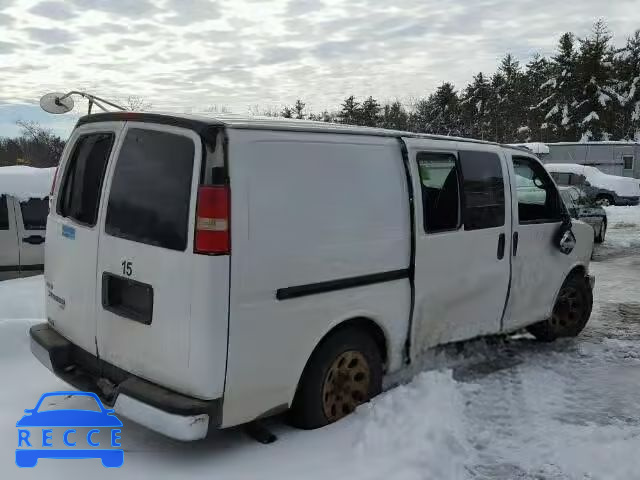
left=513, top=156, right=563, bottom=224
left=458, top=150, right=505, bottom=230
left=19, top=198, right=49, bottom=230
left=623, top=155, right=634, bottom=170
left=554, top=172, right=571, bottom=186
left=105, top=129, right=195, bottom=251
left=0, top=195, right=9, bottom=230
left=417, top=152, right=460, bottom=233
left=57, top=133, right=115, bottom=226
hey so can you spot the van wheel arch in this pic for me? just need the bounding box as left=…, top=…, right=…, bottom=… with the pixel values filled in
left=288, top=317, right=388, bottom=429
left=527, top=266, right=592, bottom=342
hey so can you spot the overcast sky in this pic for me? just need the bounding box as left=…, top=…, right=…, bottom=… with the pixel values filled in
left=0, top=0, right=638, bottom=137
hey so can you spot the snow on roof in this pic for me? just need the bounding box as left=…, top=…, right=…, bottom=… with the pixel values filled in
left=0, top=166, right=55, bottom=200
left=508, top=143, right=550, bottom=154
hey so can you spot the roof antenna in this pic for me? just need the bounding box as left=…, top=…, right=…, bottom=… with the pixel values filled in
left=40, top=90, right=126, bottom=115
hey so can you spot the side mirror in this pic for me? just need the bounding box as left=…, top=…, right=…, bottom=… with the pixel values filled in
left=23, top=409, right=34, bottom=414
left=558, top=228, right=576, bottom=255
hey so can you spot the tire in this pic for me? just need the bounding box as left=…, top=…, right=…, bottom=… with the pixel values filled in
left=595, top=219, right=607, bottom=244
left=596, top=194, right=613, bottom=207
left=289, top=327, right=383, bottom=430
left=527, top=273, right=593, bottom=342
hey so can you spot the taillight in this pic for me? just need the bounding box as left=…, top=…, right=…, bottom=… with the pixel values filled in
left=195, top=185, right=230, bottom=254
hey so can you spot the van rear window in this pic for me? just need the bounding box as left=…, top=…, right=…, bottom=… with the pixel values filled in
left=105, top=129, right=195, bottom=251
left=57, top=133, right=115, bottom=226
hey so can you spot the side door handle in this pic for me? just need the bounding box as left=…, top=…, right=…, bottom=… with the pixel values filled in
left=512, top=232, right=519, bottom=256
left=497, top=233, right=506, bottom=260
left=23, top=235, right=45, bottom=245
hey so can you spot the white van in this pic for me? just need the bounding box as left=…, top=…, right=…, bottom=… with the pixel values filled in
left=0, top=166, right=54, bottom=280
left=30, top=113, right=595, bottom=441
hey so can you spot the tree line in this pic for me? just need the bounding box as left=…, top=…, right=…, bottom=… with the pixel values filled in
left=0, top=121, right=64, bottom=168
left=2, top=21, right=638, bottom=169
left=273, top=21, right=640, bottom=144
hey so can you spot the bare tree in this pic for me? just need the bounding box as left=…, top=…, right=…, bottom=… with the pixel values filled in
left=204, top=105, right=231, bottom=114
left=123, top=95, right=152, bottom=111
left=15, top=120, right=65, bottom=167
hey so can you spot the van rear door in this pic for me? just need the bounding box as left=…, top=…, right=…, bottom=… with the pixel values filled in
left=46, top=123, right=122, bottom=355
left=95, top=123, right=220, bottom=398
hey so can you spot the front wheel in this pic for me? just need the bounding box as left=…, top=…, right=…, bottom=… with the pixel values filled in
left=289, top=327, right=383, bottom=429
left=527, top=274, right=593, bottom=342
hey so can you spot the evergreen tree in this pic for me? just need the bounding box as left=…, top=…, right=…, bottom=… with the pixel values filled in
left=575, top=20, right=616, bottom=141
left=339, top=96, right=361, bottom=125
left=381, top=100, right=409, bottom=131
left=538, top=32, right=579, bottom=141
left=294, top=99, right=306, bottom=119
left=360, top=96, right=381, bottom=127
left=523, top=54, right=551, bottom=141
left=495, top=54, right=526, bottom=142
left=413, top=83, right=462, bottom=135
left=281, top=105, right=294, bottom=118
left=460, top=72, right=492, bottom=139
left=615, top=30, right=640, bottom=140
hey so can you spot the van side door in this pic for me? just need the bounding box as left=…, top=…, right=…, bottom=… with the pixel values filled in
left=503, top=154, right=569, bottom=331
left=405, top=139, right=512, bottom=352
left=14, top=196, right=48, bottom=276
left=0, top=194, right=19, bottom=280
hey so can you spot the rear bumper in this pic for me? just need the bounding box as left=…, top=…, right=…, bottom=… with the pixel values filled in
left=29, top=323, right=221, bottom=441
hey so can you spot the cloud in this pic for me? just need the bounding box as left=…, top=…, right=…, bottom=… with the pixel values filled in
left=29, top=1, right=75, bottom=20
left=25, top=27, right=76, bottom=44
left=161, top=0, right=220, bottom=26
left=0, top=0, right=639, bottom=120
left=0, top=41, right=16, bottom=54
left=286, top=0, right=325, bottom=15
left=68, top=0, right=160, bottom=18
left=0, top=12, right=13, bottom=25
left=259, top=46, right=303, bottom=65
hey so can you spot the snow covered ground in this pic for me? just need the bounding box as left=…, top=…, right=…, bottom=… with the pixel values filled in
left=1, top=207, right=639, bottom=479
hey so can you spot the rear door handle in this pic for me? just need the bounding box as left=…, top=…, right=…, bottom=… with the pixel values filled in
left=512, top=232, right=519, bottom=256
left=23, top=235, right=45, bottom=245
left=497, top=233, right=506, bottom=260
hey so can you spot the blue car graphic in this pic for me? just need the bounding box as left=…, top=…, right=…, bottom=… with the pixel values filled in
left=16, top=391, right=123, bottom=468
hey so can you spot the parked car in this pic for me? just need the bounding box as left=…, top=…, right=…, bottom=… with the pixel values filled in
left=559, top=186, right=607, bottom=243
left=0, top=166, right=54, bottom=280
left=545, top=163, right=640, bottom=206
left=31, top=113, right=595, bottom=441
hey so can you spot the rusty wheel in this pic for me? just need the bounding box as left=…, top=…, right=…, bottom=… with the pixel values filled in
left=527, top=274, right=593, bottom=342
left=549, top=286, right=585, bottom=336
left=321, top=351, right=371, bottom=422
left=289, top=327, right=383, bottom=429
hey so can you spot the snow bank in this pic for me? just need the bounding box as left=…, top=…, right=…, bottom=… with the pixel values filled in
left=602, top=205, right=640, bottom=249
left=0, top=275, right=45, bottom=319
left=354, top=371, right=473, bottom=479
left=0, top=165, right=55, bottom=200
